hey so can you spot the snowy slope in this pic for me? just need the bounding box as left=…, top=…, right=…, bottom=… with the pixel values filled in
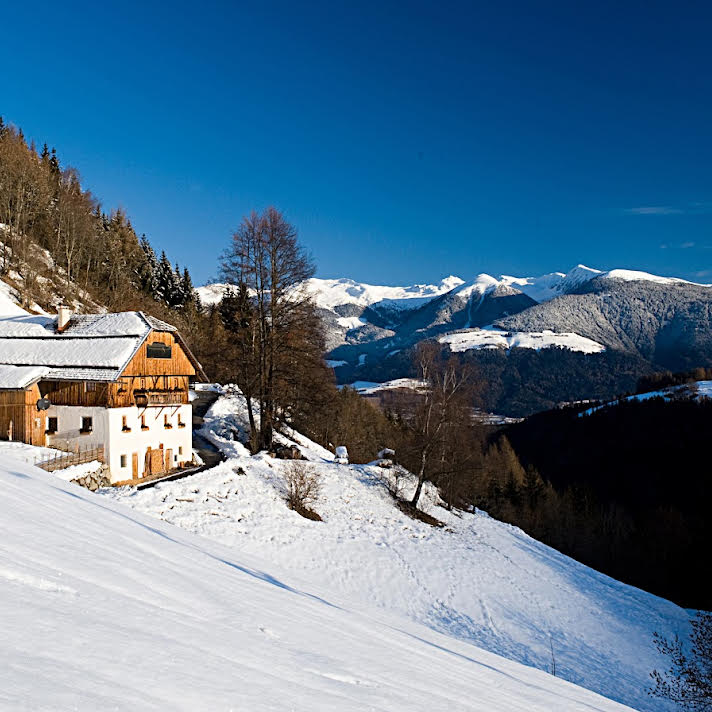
left=501, top=265, right=603, bottom=302
left=580, top=379, right=712, bottom=416
left=342, top=378, right=429, bottom=394
left=104, top=391, right=690, bottom=712
left=0, top=456, right=639, bottom=711
left=439, top=328, right=606, bottom=354
left=0, top=277, right=28, bottom=316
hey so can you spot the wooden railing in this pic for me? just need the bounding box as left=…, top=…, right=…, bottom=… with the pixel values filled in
left=35, top=446, right=105, bottom=472
left=134, top=390, right=185, bottom=407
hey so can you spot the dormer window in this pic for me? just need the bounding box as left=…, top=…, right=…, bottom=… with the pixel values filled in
left=147, top=342, right=172, bottom=359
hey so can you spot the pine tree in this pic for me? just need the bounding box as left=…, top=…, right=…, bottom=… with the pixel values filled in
left=49, top=147, right=60, bottom=176
left=181, top=267, right=195, bottom=306
left=155, top=251, right=174, bottom=304
left=138, top=236, right=160, bottom=297
left=172, top=263, right=184, bottom=306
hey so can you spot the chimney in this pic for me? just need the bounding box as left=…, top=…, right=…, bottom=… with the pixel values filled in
left=57, top=304, right=72, bottom=333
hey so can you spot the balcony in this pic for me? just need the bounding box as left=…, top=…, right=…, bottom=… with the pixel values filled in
left=133, top=390, right=184, bottom=407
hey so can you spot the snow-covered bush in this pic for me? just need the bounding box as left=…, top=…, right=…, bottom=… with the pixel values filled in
left=284, top=462, right=322, bottom=520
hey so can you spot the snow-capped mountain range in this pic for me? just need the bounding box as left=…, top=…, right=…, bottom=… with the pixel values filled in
left=198, top=265, right=712, bottom=392
left=199, top=263, right=707, bottom=314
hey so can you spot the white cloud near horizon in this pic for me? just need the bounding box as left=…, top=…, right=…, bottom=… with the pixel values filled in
left=627, top=206, right=684, bottom=215
left=660, top=241, right=696, bottom=249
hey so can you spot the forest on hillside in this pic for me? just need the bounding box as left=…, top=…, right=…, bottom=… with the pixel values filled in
left=500, top=397, right=712, bottom=609
left=0, top=117, right=201, bottom=322
left=348, top=345, right=655, bottom=416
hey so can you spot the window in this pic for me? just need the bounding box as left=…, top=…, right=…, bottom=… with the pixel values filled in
left=146, top=342, right=172, bottom=359
left=80, top=417, right=93, bottom=434
left=120, top=454, right=127, bottom=468
left=164, top=414, right=172, bottom=429
left=178, top=413, right=185, bottom=428
left=141, top=415, right=149, bottom=430
left=121, top=415, right=131, bottom=432
left=46, top=417, right=58, bottom=434
left=85, top=382, right=97, bottom=392
left=178, top=446, right=183, bottom=455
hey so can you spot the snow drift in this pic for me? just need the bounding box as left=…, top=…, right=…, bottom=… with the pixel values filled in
left=0, top=453, right=639, bottom=711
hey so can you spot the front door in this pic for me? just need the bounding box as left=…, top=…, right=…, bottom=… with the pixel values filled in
left=132, top=452, right=139, bottom=479
left=165, top=449, right=173, bottom=472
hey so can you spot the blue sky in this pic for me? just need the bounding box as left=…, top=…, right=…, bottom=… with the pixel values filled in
left=2, top=1, right=711, bottom=285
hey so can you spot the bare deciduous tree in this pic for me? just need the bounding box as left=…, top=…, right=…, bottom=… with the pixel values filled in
left=220, top=207, right=318, bottom=452
left=650, top=612, right=712, bottom=711
left=399, top=342, right=476, bottom=509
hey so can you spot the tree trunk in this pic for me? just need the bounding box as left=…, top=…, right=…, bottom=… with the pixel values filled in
left=411, top=449, right=428, bottom=508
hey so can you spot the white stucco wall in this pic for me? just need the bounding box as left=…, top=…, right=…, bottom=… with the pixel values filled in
left=46, top=404, right=193, bottom=483
left=45, top=405, right=109, bottom=453
left=105, top=405, right=193, bottom=481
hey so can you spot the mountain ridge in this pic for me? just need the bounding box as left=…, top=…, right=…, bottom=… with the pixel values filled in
left=195, top=263, right=712, bottom=415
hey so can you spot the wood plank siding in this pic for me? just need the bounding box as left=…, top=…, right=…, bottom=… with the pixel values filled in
left=0, top=383, right=46, bottom=446
left=38, top=331, right=196, bottom=409
left=39, top=375, right=191, bottom=408
left=122, top=332, right=196, bottom=378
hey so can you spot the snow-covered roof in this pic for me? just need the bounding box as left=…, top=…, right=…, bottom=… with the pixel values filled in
left=0, top=365, right=49, bottom=389
left=0, top=310, right=204, bottom=384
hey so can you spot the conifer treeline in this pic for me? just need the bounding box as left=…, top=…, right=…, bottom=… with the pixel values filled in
left=0, top=116, right=198, bottom=313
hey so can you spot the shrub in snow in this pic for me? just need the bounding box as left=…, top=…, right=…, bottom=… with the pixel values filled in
left=284, top=462, right=322, bottom=521
left=377, top=447, right=395, bottom=460
left=335, top=446, right=349, bottom=464
left=274, top=444, right=304, bottom=460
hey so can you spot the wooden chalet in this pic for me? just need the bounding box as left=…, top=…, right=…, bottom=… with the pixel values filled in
left=0, top=309, right=207, bottom=483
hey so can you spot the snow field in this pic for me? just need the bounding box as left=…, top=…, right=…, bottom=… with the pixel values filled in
left=0, top=454, right=638, bottom=711
left=104, top=391, right=690, bottom=711
left=439, top=328, right=606, bottom=354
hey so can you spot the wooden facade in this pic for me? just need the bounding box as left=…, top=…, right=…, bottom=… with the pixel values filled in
left=123, top=332, right=196, bottom=378
left=37, top=331, right=196, bottom=410
left=0, top=328, right=201, bottom=464
left=39, top=375, right=191, bottom=409
left=0, top=382, right=46, bottom=446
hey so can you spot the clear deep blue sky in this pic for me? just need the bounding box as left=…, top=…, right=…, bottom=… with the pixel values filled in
left=2, top=1, right=711, bottom=285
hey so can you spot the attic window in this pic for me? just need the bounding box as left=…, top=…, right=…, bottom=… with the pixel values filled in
left=147, top=342, right=172, bottom=359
